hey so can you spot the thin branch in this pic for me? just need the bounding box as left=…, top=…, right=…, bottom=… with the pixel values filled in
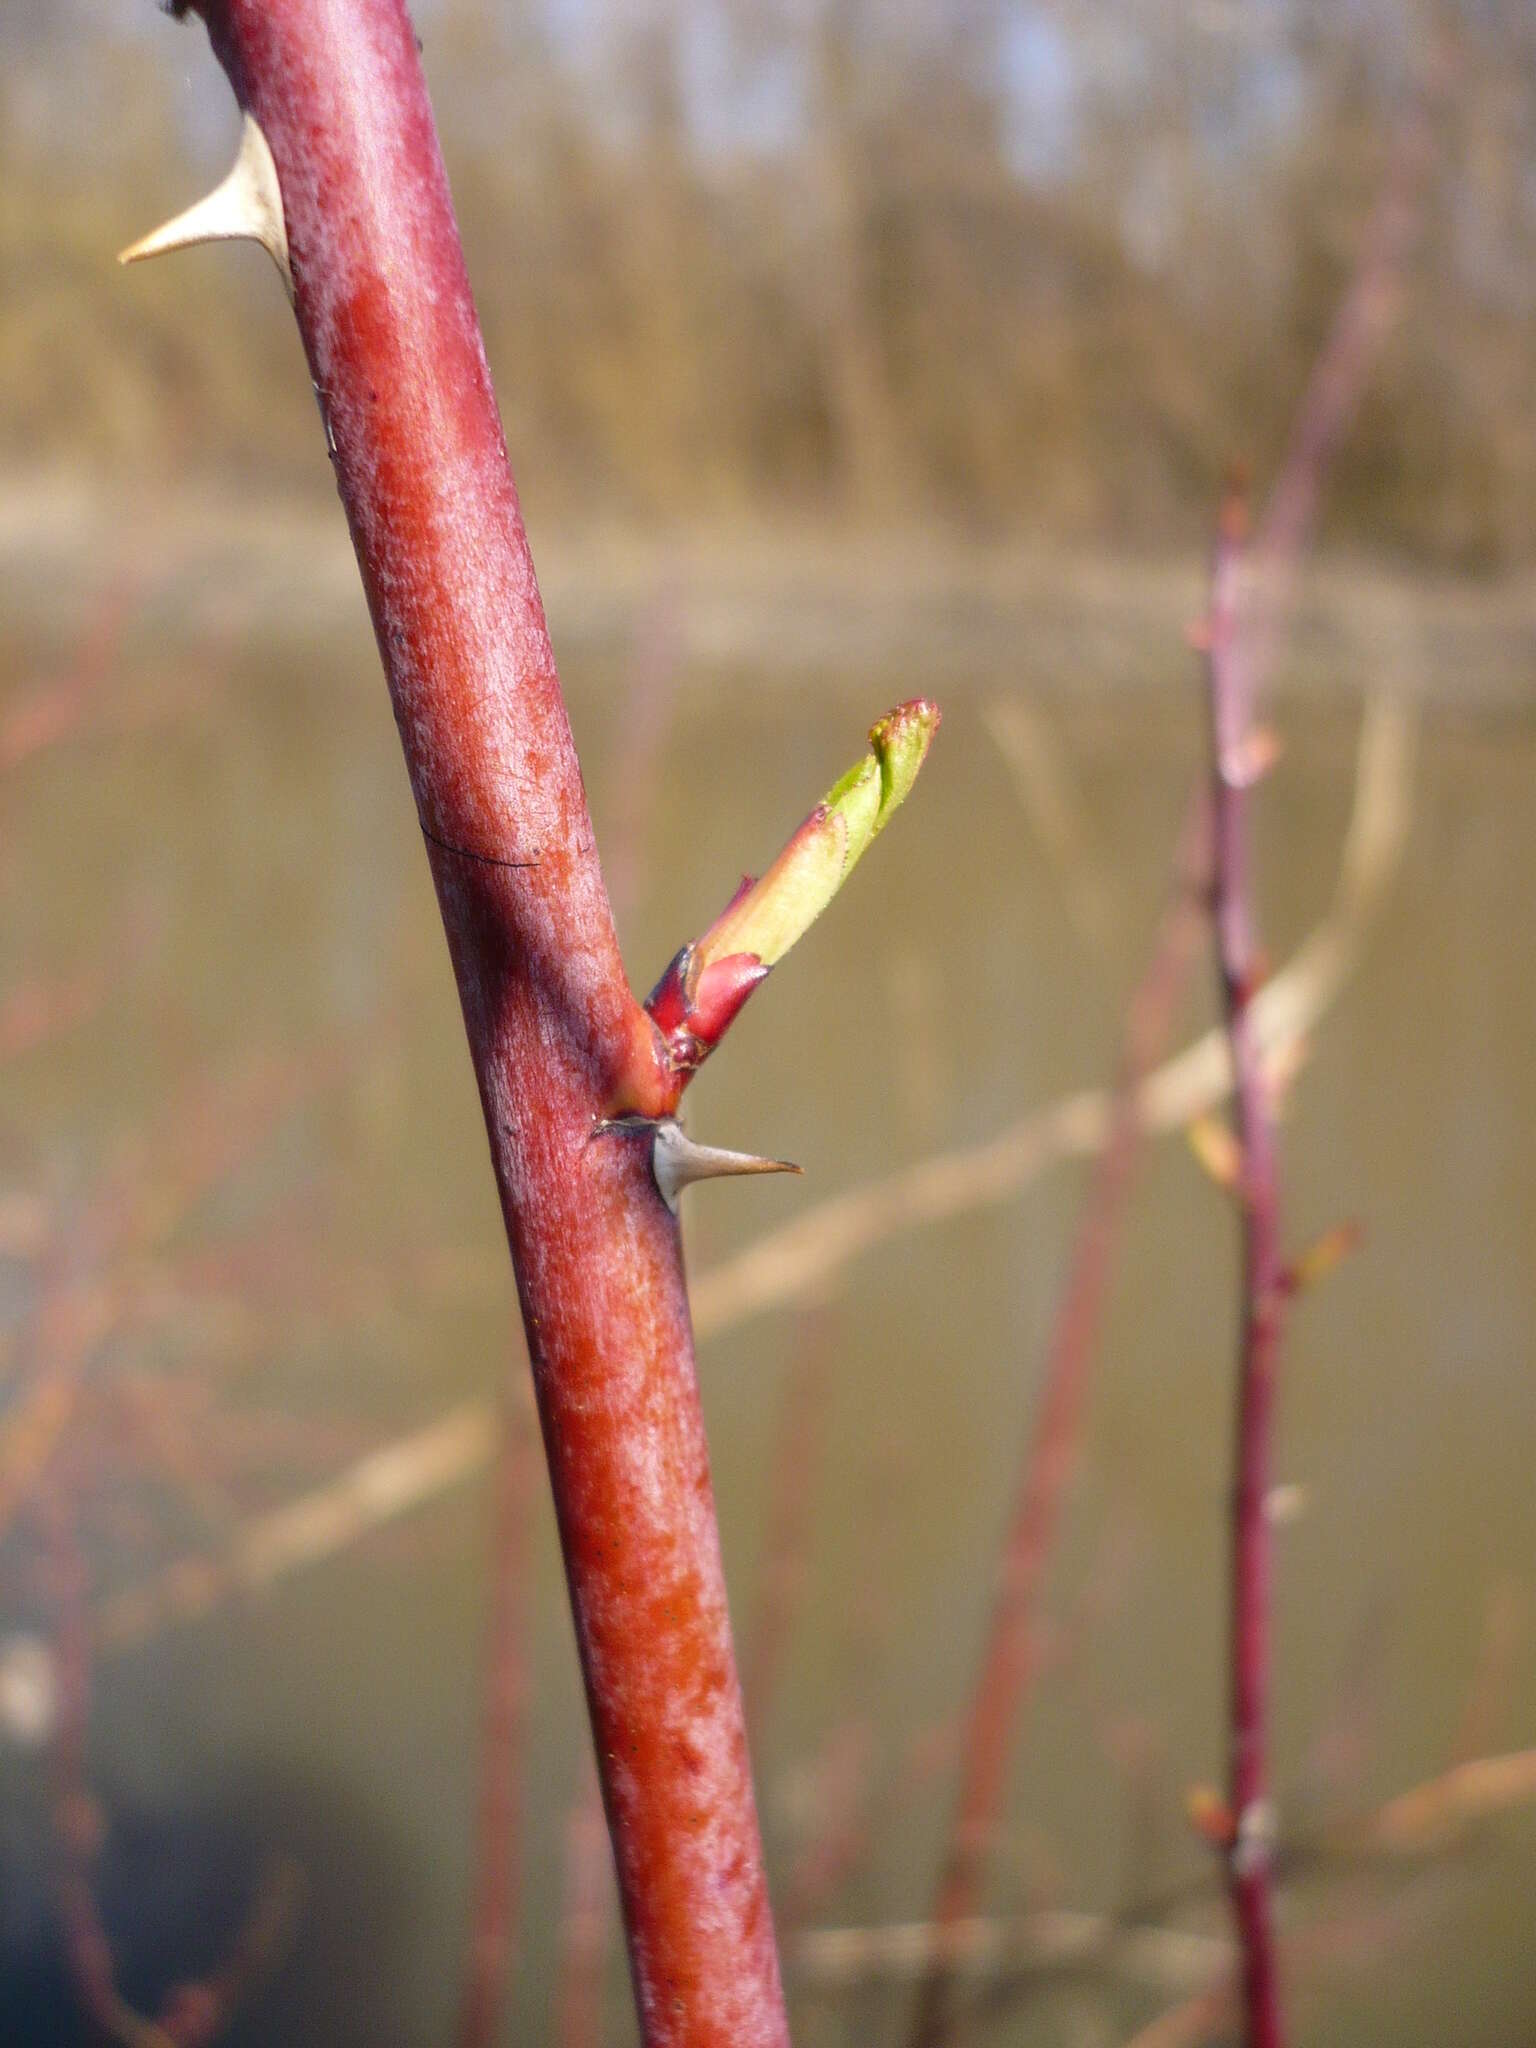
left=1355, top=1747, right=1536, bottom=1855
left=1447, top=1580, right=1523, bottom=1769
left=796, top=1743, right=1536, bottom=2003
left=909, top=792, right=1210, bottom=2048
left=781, top=1716, right=881, bottom=1930
left=1204, top=487, right=1287, bottom=2048
left=604, top=575, right=684, bottom=929
left=455, top=1389, right=539, bottom=2048
left=909, top=54, right=1439, bottom=2032
left=1122, top=1984, right=1234, bottom=2048
left=91, top=1402, right=498, bottom=1652
left=982, top=694, right=1115, bottom=960
left=1115, top=1726, right=1531, bottom=2048
left=742, top=1305, right=839, bottom=1731
left=553, top=1762, right=616, bottom=2048
left=0, top=558, right=145, bottom=774
left=803, top=1908, right=1227, bottom=1995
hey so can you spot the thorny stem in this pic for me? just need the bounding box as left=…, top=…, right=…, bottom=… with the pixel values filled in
left=1205, top=492, right=1287, bottom=2048
left=160, top=5, right=788, bottom=2042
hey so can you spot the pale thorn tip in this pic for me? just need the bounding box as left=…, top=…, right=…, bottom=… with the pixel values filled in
left=119, top=110, right=292, bottom=300
left=592, top=1115, right=801, bottom=1215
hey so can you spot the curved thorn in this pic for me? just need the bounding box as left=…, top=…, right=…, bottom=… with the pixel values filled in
left=118, top=111, right=292, bottom=299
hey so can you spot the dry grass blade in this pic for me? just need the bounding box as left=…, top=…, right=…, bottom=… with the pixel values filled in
left=796, top=1909, right=1228, bottom=1994
left=982, top=694, right=1114, bottom=957
left=93, top=1403, right=497, bottom=1651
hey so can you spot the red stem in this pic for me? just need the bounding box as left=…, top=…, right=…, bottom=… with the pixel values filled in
left=1205, top=497, right=1287, bottom=2048
left=1194, top=90, right=1437, bottom=2026
left=907, top=69, right=1437, bottom=2036
left=908, top=795, right=1208, bottom=2048
left=179, top=7, right=786, bottom=2041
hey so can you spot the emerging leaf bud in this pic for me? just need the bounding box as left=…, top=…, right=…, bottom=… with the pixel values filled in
left=645, top=699, right=939, bottom=1074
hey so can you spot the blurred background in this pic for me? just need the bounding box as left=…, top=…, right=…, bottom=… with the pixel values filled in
left=2, top=2, right=1533, bottom=2045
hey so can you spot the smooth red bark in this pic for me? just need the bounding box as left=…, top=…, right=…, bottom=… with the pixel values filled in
left=178, top=5, right=786, bottom=2041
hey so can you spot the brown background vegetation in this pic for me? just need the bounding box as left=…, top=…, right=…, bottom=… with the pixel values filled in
left=5, top=0, right=1535, bottom=565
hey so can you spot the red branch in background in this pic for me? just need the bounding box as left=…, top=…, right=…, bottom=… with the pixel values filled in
left=1178, top=54, right=1450, bottom=2036
left=157, top=5, right=792, bottom=2040
left=603, top=578, right=684, bottom=929
left=908, top=789, right=1209, bottom=2048
left=742, top=1304, right=839, bottom=1732
left=908, top=51, right=1440, bottom=2044
left=1204, top=487, right=1287, bottom=2048
left=553, top=1762, right=615, bottom=2048
left=0, top=560, right=142, bottom=774
left=455, top=1388, right=538, bottom=2048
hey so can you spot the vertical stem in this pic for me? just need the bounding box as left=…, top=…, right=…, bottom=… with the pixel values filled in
left=1205, top=496, right=1287, bottom=2048
left=909, top=795, right=1209, bottom=2048
left=176, top=6, right=787, bottom=2041
left=1189, top=82, right=1438, bottom=2027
